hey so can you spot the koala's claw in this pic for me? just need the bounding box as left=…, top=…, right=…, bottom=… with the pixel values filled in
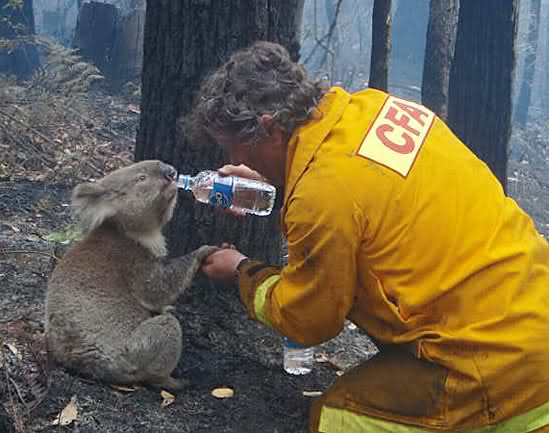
left=152, top=376, right=190, bottom=392
left=193, top=245, right=220, bottom=261
left=161, top=305, right=177, bottom=315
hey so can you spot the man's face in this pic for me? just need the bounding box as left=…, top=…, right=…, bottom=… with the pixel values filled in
left=217, top=124, right=287, bottom=187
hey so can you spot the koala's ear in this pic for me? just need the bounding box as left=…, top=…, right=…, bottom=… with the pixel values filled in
left=72, top=182, right=106, bottom=200
left=71, top=182, right=115, bottom=235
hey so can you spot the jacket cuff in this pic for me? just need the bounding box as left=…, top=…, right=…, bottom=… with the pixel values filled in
left=237, top=259, right=280, bottom=321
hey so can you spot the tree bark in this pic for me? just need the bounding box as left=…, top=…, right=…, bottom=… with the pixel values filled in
left=448, top=0, right=519, bottom=192
left=110, top=8, right=144, bottom=83
left=323, top=0, right=342, bottom=80
left=136, top=0, right=305, bottom=262
left=545, top=1, right=549, bottom=113
left=73, top=2, right=118, bottom=76
left=514, top=0, right=541, bottom=126
left=391, top=0, right=429, bottom=66
left=0, top=0, right=39, bottom=79
left=421, top=0, right=459, bottom=120
left=369, top=0, right=392, bottom=91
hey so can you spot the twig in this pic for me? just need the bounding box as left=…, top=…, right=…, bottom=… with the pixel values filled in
left=27, top=375, right=50, bottom=412
left=344, top=65, right=356, bottom=89
left=318, top=0, right=344, bottom=72
left=2, top=343, right=16, bottom=423
left=303, top=0, right=327, bottom=65
left=8, top=377, right=28, bottom=408
left=0, top=249, right=60, bottom=261
left=303, top=33, right=331, bottom=65
left=50, top=99, right=134, bottom=142
left=75, top=156, right=104, bottom=176
left=1, top=101, right=110, bottom=177
left=303, top=0, right=343, bottom=74
left=0, top=108, right=58, bottom=149
left=0, top=121, right=55, bottom=167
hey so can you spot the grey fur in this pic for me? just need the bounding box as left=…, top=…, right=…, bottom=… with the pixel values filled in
left=45, top=160, right=217, bottom=390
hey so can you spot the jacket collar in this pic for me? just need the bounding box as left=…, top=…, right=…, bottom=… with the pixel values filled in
left=283, top=86, right=351, bottom=205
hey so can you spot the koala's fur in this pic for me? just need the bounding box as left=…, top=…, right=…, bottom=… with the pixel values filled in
left=45, top=160, right=216, bottom=390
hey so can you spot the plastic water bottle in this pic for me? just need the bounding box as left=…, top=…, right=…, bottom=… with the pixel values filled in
left=280, top=237, right=315, bottom=375
left=283, top=337, right=315, bottom=375
left=177, top=170, right=276, bottom=216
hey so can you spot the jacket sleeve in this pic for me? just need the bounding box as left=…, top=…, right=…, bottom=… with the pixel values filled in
left=238, top=178, right=363, bottom=346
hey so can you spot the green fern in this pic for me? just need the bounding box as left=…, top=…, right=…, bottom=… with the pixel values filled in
left=31, top=37, right=104, bottom=95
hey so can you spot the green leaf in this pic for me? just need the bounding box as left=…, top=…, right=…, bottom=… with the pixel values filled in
left=46, top=225, right=82, bottom=244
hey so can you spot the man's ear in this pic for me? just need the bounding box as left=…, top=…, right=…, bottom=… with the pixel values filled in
left=259, top=114, right=287, bottom=141
left=258, top=114, right=274, bottom=134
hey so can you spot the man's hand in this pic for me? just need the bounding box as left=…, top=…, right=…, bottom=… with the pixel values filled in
left=218, top=164, right=267, bottom=182
left=217, top=164, right=267, bottom=217
left=201, top=247, right=248, bottom=283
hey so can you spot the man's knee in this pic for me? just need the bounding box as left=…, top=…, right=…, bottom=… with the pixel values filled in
left=308, top=346, right=449, bottom=432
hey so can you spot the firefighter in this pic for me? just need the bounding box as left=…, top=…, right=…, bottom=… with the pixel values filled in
left=188, top=41, right=549, bottom=433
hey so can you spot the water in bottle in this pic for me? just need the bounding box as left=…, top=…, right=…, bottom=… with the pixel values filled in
left=177, top=170, right=276, bottom=216
left=283, top=337, right=315, bottom=375
left=280, top=239, right=315, bottom=375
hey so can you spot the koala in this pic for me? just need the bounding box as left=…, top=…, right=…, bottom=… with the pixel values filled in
left=45, top=160, right=217, bottom=390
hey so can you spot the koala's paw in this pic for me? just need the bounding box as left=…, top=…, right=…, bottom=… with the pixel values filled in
left=151, top=376, right=190, bottom=392
left=161, top=305, right=177, bottom=315
left=177, top=245, right=220, bottom=287
left=193, top=245, right=220, bottom=262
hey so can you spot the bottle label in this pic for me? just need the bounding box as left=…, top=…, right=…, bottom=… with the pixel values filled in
left=209, top=177, right=233, bottom=209
left=283, top=337, right=306, bottom=349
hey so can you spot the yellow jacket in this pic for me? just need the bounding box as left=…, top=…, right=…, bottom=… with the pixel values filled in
left=238, top=87, right=549, bottom=429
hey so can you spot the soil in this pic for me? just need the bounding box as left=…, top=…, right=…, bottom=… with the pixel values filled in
left=0, top=182, right=377, bottom=433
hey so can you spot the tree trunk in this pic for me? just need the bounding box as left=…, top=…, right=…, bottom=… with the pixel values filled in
left=391, top=0, right=429, bottom=66
left=545, top=1, right=549, bottom=113
left=110, top=7, right=145, bottom=83
left=0, top=0, right=39, bottom=79
left=73, top=2, right=118, bottom=76
left=421, top=0, right=459, bottom=120
left=369, top=0, right=392, bottom=91
left=514, top=0, right=541, bottom=126
left=323, top=0, right=342, bottom=80
left=448, top=0, right=519, bottom=192
left=136, top=0, right=305, bottom=262
left=355, top=0, right=374, bottom=67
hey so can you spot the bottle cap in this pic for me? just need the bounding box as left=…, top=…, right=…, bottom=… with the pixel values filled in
left=177, top=174, right=191, bottom=190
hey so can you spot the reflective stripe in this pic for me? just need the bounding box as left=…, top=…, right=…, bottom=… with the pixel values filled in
left=253, top=275, right=280, bottom=327
left=319, top=401, right=549, bottom=433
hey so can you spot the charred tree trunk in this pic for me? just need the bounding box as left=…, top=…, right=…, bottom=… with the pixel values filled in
left=110, top=8, right=145, bottom=83
left=515, top=0, right=541, bottom=126
left=392, top=0, right=429, bottom=67
left=448, top=0, right=518, bottom=192
left=0, top=0, right=39, bottom=79
left=136, top=1, right=305, bottom=261
left=421, top=0, right=459, bottom=120
left=369, top=0, right=392, bottom=91
left=546, top=3, right=549, bottom=113
left=73, top=2, right=118, bottom=76
left=323, top=0, right=342, bottom=80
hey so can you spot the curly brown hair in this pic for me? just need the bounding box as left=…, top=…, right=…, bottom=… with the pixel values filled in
left=185, top=41, right=327, bottom=145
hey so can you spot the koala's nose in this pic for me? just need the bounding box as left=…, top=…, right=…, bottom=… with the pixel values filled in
left=160, top=163, right=177, bottom=181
